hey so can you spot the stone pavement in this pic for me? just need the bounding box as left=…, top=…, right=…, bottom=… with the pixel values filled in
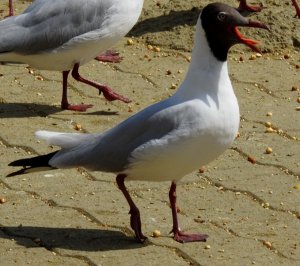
left=0, top=1, right=299, bottom=265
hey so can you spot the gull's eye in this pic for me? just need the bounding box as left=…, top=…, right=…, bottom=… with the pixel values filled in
left=217, top=12, right=226, bottom=21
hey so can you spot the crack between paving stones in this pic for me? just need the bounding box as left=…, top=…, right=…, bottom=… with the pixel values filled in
left=230, top=75, right=278, bottom=98
left=240, top=116, right=299, bottom=141
left=110, top=64, right=159, bottom=88
left=232, top=147, right=300, bottom=179
left=204, top=220, right=298, bottom=261
left=200, top=175, right=298, bottom=217
left=152, top=243, right=204, bottom=266
left=0, top=136, right=38, bottom=155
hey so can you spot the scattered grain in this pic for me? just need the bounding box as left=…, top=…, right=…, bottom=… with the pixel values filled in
left=0, top=198, right=6, bottom=204
left=198, top=167, right=205, bottom=173
left=170, top=83, right=177, bottom=90
left=293, top=184, right=300, bottom=190
left=265, top=127, right=275, bottom=133
left=152, top=230, right=161, bottom=238
left=147, top=44, right=153, bottom=50
left=154, top=46, right=161, bottom=52
left=265, top=122, right=272, bottom=128
left=127, top=38, right=134, bottom=45
left=263, top=241, right=272, bottom=249
left=265, top=147, right=273, bottom=154
left=74, top=123, right=82, bottom=131
left=247, top=156, right=256, bottom=164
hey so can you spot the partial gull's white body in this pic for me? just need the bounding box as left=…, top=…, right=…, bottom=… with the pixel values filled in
left=0, top=0, right=144, bottom=70
left=36, top=17, right=240, bottom=182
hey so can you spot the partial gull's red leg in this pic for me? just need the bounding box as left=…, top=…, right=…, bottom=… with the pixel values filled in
left=116, top=174, right=147, bottom=243
left=71, top=63, right=131, bottom=103
left=237, top=0, right=263, bottom=12
left=169, top=182, right=208, bottom=243
left=94, top=50, right=123, bottom=63
left=291, top=0, right=300, bottom=18
left=61, top=70, right=93, bottom=112
left=8, top=0, right=14, bottom=16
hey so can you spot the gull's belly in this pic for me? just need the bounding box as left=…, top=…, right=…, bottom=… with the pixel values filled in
left=124, top=126, right=237, bottom=182
left=1, top=37, right=119, bottom=71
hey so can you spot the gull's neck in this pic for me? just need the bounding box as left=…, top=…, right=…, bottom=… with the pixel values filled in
left=189, top=18, right=226, bottom=72
left=174, top=18, right=231, bottom=100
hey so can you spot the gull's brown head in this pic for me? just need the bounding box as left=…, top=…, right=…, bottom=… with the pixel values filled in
left=200, top=2, right=270, bottom=61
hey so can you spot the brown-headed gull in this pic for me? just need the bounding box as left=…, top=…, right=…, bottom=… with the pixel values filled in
left=8, top=2, right=269, bottom=243
left=0, top=0, right=144, bottom=111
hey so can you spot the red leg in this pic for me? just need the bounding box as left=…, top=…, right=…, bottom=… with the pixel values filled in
left=237, top=0, right=263, bottom=12
left=169, top=182, right=208, bottom=243
left=292, top=0, right=300, bottom=18
left=61, top=71, right=93, bottom=112
left=8, top=0, right=14, bottom=16
left=95, top=50, right=123, bottom=63
left=116, top=174, right=147, bottom=243
left=71, top=63, right=130, bottom=103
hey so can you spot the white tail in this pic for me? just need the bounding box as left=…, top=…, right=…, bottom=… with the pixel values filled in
left=35, top=130, right=95, bottom=149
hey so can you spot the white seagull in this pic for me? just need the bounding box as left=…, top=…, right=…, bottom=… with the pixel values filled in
left=8, top=2, right=269, bottom=243
left=0, top=0, right=144, bottom=111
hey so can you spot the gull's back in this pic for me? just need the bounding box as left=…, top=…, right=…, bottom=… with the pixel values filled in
left=0, top=0, right=143, bottom=70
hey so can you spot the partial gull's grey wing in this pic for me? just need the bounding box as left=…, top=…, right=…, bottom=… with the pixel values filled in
left=0, top=0, right=110, bottom=54
left=49, top=98, right=182, bottom=172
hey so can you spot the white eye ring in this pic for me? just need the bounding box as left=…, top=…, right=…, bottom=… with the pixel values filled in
left=217, top=12, right=226, bottom=21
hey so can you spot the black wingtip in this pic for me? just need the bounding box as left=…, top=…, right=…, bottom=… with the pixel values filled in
left=7, top=151, right=59, bottom=177
left=6, top=168, right=28, bottom=177
left=8, top=159, right=26, bottom=167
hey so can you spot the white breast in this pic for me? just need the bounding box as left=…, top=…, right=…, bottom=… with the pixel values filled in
left=124, top=93, right=240, bottom=182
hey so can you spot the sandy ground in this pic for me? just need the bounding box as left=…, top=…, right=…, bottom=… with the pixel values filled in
left=0, top=0, right=299, bottom=265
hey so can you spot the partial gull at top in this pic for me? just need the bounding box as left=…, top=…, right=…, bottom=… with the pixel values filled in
left=0, top=0, right=144, bottom=111
left=8, top=2, right=269, bottom=243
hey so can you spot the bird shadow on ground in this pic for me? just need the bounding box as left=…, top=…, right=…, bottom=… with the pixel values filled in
left=0, top=226, right=144, bottom=251
left=129, top=8, right=201, bottom=37
left=0, top=103, right=119, bottom=118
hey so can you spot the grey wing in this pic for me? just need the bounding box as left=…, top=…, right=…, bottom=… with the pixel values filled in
left=50, top=99, right=179, bottom=172
left=0, top=0, right=109, bottom=54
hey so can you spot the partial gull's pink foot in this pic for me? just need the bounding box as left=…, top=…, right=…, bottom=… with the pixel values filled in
left=61, top=103, right=93, bottom=112
left=237, top=0, right=264, bottom=12
left=291, top=0, right=300, bottom=18
left=172, top=229, right=208, bottom=243
left=95, top=50, right=123, bottom=63
left=72, top=63, right=131, bottom=103
left=169, top=182, right=208, bottom=243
